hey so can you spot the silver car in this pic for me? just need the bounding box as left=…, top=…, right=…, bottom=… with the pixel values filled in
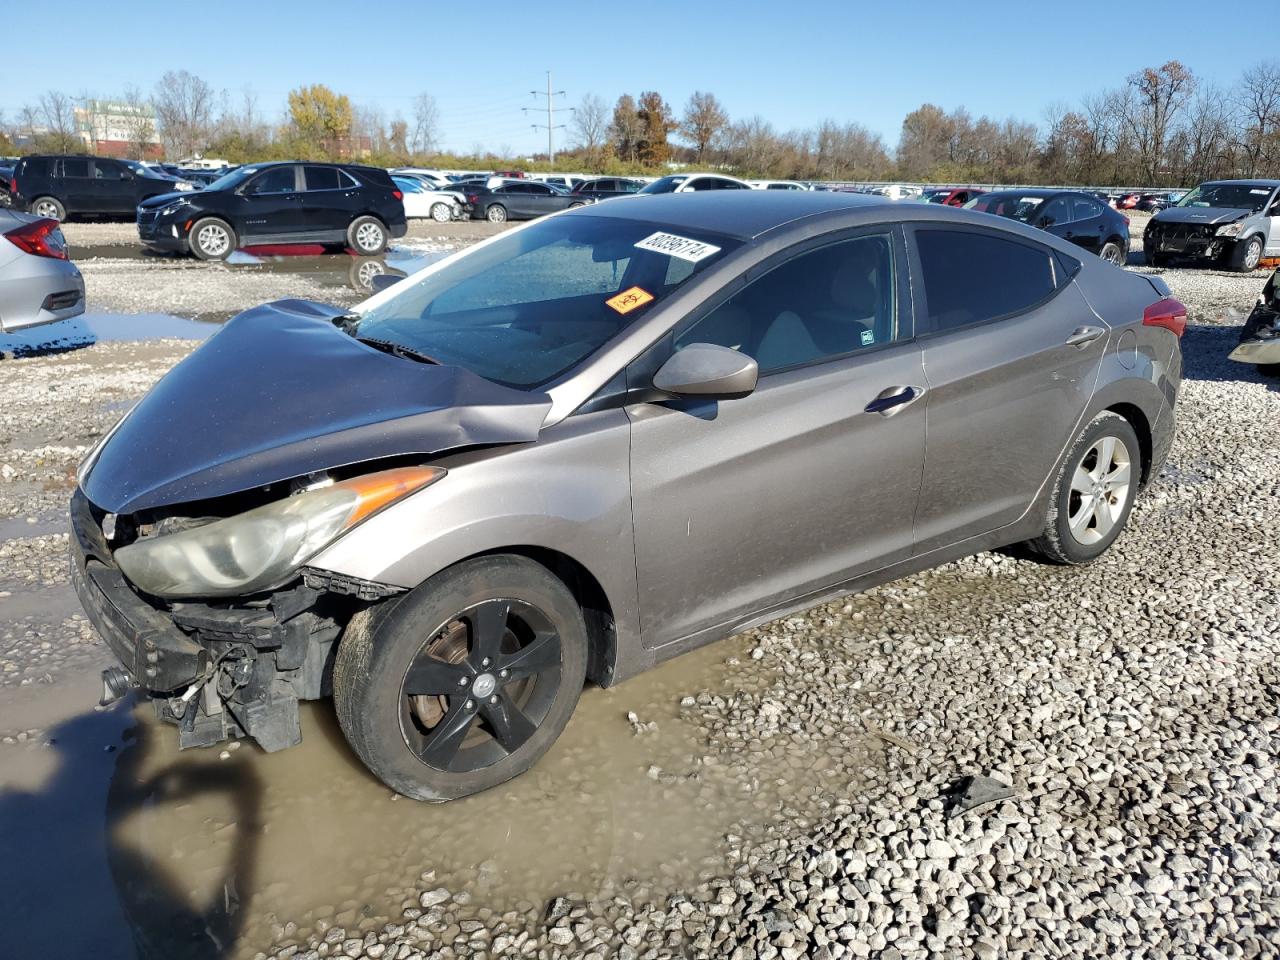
left=70, top=192, right=1184, bottom=800
left=0, top=208, right=84, bottom=332
left=1144, top=179, right=1280, bottom=271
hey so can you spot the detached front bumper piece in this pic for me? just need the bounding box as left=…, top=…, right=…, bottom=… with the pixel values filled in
left=1230, top=268, right=1280, bottom=367
left=69, top=488, right=376, bottom=754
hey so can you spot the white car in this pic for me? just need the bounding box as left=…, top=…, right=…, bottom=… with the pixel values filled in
left=529, top=174, right=587, bottom=191
left=391, top=167, right=452, bottom=189
left=750, top=180, right=811, bottom=191
left=391, top=177, right=464, bottom=223
left=636, top=174, right=755, bottom=195
left=872, top=184, right=923, bottom=201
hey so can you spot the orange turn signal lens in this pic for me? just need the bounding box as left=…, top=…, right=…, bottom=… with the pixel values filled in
left=334, top=466, right=446, bottom=527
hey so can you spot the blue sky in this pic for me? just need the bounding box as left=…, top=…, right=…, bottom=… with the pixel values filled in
left=3, top=1, right=1245, bottom=156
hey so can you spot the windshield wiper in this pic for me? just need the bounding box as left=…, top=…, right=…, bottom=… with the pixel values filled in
left=355, top=336, right=441, bottom=366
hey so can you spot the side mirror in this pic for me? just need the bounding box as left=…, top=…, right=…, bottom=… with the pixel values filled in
left=369, top=273, right=402, bottom=294
left=1038, top=216, right=1054, bottom=228
left=653, top=343, right=758, bottom=400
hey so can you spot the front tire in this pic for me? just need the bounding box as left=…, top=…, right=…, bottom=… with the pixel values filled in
left=1029, top=411, right=1141, bottom=565
left=333, top=555, right=588, bottom=801
left=486, top=204, right=508, bottom=223
left=1230, top=235, right=1264, bottom=273
left=30, top=196, right=65, bottom=221
left=430, top=202, right=451, bottom=223
left=348, top=216, right=388, bottom=255
left=189, top=218, right=236, bottom=260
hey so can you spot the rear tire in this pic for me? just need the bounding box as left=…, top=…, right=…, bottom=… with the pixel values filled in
left=30, top=196, right=65, bottom=221
left=189, top=218, right=236, bottom=261
left=1029, top=411, right=1141, bottom=565
left=1229, top=235, right=1264, bottom=273
left=348, top=216, right=388, bottom=255
left=486, top=204, right=508, bottom=223
left=1146, top=249, right=1169, bottom=267
left=333, top=555, right=588, bottom=801
left=1100, top=240, right=1125, bottom=265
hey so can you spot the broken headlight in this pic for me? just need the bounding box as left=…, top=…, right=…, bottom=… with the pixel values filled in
left=1216, top=222, right=1245, bottom=237
left=114, top=466, right=444, bottom=598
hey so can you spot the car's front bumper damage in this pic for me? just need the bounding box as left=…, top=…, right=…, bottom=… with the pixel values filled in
left=70, top=488, right=396, bottom=753
left=1230, top=267, right=1280, bottom=367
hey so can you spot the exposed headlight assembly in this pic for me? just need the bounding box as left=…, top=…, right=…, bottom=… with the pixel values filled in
left=1216, top=222, right=1245, bottom=237
left=114, top=466, right=444, bottom=598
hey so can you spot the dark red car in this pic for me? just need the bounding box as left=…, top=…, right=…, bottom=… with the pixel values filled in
left=1116, top=193, right=1141, bottom=210
left=921, top=187, right=986, bottom=207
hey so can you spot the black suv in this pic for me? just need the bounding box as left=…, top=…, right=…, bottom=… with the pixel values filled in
left=13, top=155, right=198, bottom=221
left=137, top=161, right=407, bottom=260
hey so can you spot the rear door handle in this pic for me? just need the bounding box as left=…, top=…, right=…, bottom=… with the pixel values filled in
left=864, top=385, right=924, bottom=416
left=1065, top=325, right=1105, bottom=347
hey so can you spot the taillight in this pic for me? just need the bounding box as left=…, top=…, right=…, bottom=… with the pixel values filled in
left=466, top=193, right=478, bottom=204
left=1122, top=215, right=1130, bottom=226
left=392, top=189, right=403, bottom=201
left=4, top=218, right=68, bottom=260
left=1143, top=297, right=1187, bottom=337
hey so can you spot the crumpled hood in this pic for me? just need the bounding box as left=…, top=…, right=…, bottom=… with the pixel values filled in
left=1152, top=206, right=1252, bottom=227
left=83, top=299, right=551, bottom=514
left=136, top=191, right=192, bottom=210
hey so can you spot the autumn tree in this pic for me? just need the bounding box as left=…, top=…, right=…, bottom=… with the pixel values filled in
left=288, top=84, right=354, bottom=152
left=680, top=91, right=729, bottom=163
left=897, top=104, right=953, bottom=178
left=635, top=91, right=675, bottom=166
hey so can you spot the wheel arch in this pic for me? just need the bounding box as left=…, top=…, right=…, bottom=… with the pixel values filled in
left=1104, top=401, right=1153, bottom=487
left=420, top=545, right=619, bottom=688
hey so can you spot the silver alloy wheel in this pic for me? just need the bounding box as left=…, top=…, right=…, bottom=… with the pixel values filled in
left=431, top=202, right=450, bottom=223
left=487, top=205, right=507, bottom=223
left=1101, top=243, right=1124, bottom=265
left=34, top=199, right=61, bottom=219
left=1244, top=237, right=1263, bottom=270
left=356, top=221, right=384, bottom=252
left=1067, top=435, right=1132, bottom=545
left=196, top=223, right=230, bottom=257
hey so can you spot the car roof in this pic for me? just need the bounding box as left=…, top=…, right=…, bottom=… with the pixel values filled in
left=571, top=190, right=885, bottom=240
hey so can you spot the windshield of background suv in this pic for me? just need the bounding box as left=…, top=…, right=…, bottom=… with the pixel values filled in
left=354, top=215, right=739, bottom=388
left=1177, top=183, right=1274, bottom=212
left=638, top=175, right=689, bottom=194
left=966, top=193, right=1047, bottom=223
left=120, top=160, right=168, bottom=179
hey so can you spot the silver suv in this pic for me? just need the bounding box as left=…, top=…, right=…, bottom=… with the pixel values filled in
left=1144, top=179, right=1280, bottom=271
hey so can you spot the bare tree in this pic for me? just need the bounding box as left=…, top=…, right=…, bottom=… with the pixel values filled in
left=1122, top=61, right=1197, bottom=183
left=120, top=85, right=157, bottom=159
left=610, top=94, right=643, bottom=163
left=570, top=93, right=609, bottom=161
left=1237, top=61, right=1280, bottom=175
left=680, top=91, right=729, bottom=163
left=153, top=70, right=216, bottom=159
left=411, top=93, right=440, bottom=156
left=24, top=91, right=82, bottom=153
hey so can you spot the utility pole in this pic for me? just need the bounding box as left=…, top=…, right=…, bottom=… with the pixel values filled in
left=524, top=71, right=567, bottom=164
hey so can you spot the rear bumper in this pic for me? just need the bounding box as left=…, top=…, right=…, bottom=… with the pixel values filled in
left=0, top=256, right=85, bottom=333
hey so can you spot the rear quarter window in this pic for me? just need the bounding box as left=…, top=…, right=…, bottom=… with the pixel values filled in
left=915, top=228, right=1058, bottom=333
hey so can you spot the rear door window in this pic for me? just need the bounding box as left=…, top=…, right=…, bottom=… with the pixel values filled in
left=1072, top=195, right=1105, bottom=221
left=60, top=158, right=91, bottom=179
left=303, top=166, right=342, bottom=191
left=914, top=229, right=1058, bottom=333
left=1039, top=196, right=1072, bottom=226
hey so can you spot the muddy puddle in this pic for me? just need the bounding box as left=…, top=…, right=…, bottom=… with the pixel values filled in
left=0, top=619, right=883, bottom=959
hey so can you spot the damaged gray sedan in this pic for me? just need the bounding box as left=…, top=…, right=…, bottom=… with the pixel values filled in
left=71, top=192, right=1185, bottom=800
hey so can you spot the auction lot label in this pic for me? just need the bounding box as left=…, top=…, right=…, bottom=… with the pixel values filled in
left=634, top=232, right=722, bottom=263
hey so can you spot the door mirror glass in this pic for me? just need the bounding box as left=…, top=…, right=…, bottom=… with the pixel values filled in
left=653, top=343, right=758, bottom=399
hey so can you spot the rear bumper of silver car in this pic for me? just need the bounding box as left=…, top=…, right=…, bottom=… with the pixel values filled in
left=0, top=255, right=85, bottom=332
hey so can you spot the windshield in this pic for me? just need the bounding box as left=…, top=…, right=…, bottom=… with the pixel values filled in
left=121, top=160, right=168, bottom=180
left=393, top=177, right=424, bottom=193
left=638, top=175, right=688, bottom=195
left=355, top=215, right=739, bottom=388
left=203, top=166, right=258, bottom=192
left=967, top=193, right=1047, bottom=223
left=1176, top=183, right=1275, bottom=212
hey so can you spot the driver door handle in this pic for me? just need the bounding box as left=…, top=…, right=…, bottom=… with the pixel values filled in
left=1065, top=325, right=1105, bottom=347
left=864, top=385, right=924, bottom=416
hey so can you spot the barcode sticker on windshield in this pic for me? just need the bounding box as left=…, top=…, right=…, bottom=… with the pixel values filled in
left=634, top=232, right=721, bottom=263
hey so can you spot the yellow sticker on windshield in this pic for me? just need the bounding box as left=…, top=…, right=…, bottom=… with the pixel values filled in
left=606, top=286, right=654, bottom=314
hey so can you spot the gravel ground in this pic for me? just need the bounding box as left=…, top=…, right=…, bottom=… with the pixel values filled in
left=1, top=231, right=1278, bottom=960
